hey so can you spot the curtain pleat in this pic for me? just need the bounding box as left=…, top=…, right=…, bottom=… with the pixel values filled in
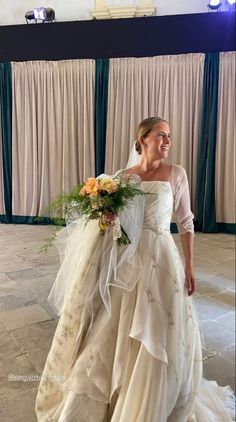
left=0, top=62, right=12, bottom=222
left=0, top=103, right=5, bottom=216
left=1, top=53, right=234, bottom=231
left=197, top=53, right=219, bottom=233
left=11, top=60, right=95, bottom=221
left=215, top=52, right=236, bottom=233
left=94, top=59, right=109, bottom=176
left=105, top=54, right=204, bottom=216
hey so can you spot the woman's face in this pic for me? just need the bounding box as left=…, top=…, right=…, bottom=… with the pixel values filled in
left=140, top=121, right=171, bottom=159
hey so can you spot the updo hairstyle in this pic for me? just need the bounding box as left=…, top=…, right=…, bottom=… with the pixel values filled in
left=135, top=116, right=168, bottom=155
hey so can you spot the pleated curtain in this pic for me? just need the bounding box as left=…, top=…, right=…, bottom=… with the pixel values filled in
left=215, top=51, right=236, bottom=227
left=105, top=54, right=204, bottom=215
left=94, top=59, right=109, bottom=176
left=197, top=53, right=220, bottom=233
left=1, top=53, right=235, bottom=229
left=0, top=62, right=12, bottom=222
left=0, top=111, right=5, bottom=215
left=11, top=60, right=95, bottom=220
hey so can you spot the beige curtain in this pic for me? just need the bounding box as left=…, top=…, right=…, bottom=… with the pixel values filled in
left=215, top=52, right=236, bottom=224
left=105, top=54, right=204, bottom=214
left=0, top=110, right=5, bottom=215
left=12, top=60, right=95, bottom=217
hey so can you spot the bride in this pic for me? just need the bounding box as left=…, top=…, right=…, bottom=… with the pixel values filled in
left=35, top=117, right=235, bottom=421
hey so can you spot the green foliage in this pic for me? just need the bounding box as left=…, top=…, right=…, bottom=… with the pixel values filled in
left=39, top=172, right=145, bottom=252
left=40, top=174, right=144, bottom=224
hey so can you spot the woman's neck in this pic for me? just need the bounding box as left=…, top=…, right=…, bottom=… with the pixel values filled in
left=138, top=158, right=163, bottom=173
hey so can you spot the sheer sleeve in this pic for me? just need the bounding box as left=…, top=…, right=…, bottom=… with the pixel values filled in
left=170, top=164, right=194, bottom=235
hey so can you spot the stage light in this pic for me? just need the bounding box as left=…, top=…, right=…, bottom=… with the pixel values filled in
left=25, top=7, right=55, bottom=23
left=34, top=7, right=46, bottom=20
left=227, top=0, right=236, bottom=9
left=208, top=0, right=221, bottom=10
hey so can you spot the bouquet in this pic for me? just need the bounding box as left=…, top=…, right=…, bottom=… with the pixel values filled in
left=40, top=172, right=145, bottom=250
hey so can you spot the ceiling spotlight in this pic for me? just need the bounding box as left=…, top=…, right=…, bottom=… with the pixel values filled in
left=227, top=0, right=236, bottom=9
left=25, top=7, right=55, bottom=23
left=208, top=0, right=221, bottom=10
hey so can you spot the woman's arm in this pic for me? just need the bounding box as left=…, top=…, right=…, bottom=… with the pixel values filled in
left=171, top=165, right=196, bottom=296
left=180, top=232, right=195, bottom=296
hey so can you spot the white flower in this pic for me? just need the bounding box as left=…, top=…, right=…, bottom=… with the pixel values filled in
left=112, top=217, right=122, bottom=241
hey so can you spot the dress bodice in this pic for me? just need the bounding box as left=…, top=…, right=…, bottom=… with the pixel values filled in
left=142, top=181, right=173, bottom=233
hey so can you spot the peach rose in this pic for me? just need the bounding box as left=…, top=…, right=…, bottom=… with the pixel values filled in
left=99, top=179, right=118, bottom=194
left=79, top=185, right=87, bottom=196
left=83, top=178, right=100, bottom=197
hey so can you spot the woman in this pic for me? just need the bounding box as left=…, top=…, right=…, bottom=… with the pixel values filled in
left=35, top=117, right=234, bottom=421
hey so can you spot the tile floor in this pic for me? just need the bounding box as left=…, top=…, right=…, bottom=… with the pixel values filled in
left=0, top=225, right=235, bottom=421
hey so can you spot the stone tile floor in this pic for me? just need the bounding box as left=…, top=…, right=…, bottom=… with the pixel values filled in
left=0, top=225, right=235, bottom=421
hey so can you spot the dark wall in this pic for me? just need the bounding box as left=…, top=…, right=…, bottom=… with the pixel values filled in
left=0, top=11, right=235, bottom=62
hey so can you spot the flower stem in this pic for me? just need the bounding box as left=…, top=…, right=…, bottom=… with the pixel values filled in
left=117, top=226, right=131, bottom=246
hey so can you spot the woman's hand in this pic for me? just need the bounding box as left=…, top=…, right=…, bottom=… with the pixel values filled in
left=180, top=233, right=195, bottom=296
left=103, top=213, right=117, bottom=227
left=185, top=267, right=196, bottom=296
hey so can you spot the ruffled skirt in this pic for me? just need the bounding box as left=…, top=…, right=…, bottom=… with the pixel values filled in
left=35, top=227, right=235, bottom=421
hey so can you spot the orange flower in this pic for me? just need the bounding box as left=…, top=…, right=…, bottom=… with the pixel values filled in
left=81, top=178, right=100, bottom=197
left=79, top=185, right=87, bottom=196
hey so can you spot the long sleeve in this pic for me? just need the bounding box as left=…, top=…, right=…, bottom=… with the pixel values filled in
left=170, top=164, right=194, bottom=235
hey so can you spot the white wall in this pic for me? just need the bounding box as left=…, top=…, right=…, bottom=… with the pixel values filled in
left=0, top=0, right=95, bottom=26
left=156, top=0, right=211, bottom=15
left=0, top=0, right=216, bottom=26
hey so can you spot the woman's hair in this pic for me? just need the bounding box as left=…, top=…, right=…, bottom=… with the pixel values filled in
left=135, top=116, right=168, bottom=155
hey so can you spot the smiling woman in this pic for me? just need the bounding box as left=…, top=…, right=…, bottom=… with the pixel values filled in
left=35, top=117, right=235, bottom=422
left=128, top=117, right=173, bottom=182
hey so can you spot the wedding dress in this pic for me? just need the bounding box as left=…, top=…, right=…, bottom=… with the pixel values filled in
left=35, top=165, right=235, bottom=422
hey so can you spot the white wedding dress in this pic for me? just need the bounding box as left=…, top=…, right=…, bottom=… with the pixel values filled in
left=35, top=165, right=235, bottom=422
